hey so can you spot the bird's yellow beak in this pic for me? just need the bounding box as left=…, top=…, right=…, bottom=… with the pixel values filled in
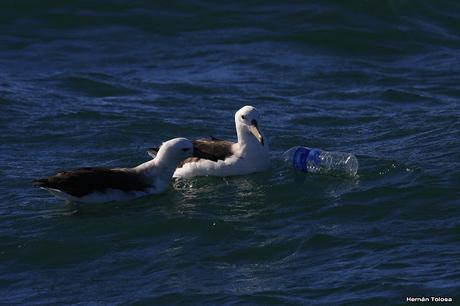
left=249, top=120, right=264, bottom=146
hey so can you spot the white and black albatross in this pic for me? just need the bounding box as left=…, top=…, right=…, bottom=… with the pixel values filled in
left=148, top=106, right=270, bottom=178
left=33, top=138, right=200, bottom=203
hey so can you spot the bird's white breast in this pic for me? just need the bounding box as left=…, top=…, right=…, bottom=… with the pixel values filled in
left=173, top=148, right=270, bottom=178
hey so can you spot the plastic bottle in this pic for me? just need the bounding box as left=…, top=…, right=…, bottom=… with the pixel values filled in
left=282, top=146, right=358, bottom=177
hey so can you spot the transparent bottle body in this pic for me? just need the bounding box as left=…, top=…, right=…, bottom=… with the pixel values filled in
left=282, top=146, right=358, bottom=177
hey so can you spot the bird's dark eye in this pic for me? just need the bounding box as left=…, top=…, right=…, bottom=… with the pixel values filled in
left=182, top=148, right=191, bottom=152
left=241, top=115, right=246, bottom=119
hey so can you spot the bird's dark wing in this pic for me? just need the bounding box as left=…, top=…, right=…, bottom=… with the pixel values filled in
left=33, top=167, right=150, bottom=197
left=209, top=135, right=224, bottom=141
left=177, top=139, right=234, bottom=168
left=191, top=139, right=234, bottom=162
left=146, top=138, right=234, bottom=167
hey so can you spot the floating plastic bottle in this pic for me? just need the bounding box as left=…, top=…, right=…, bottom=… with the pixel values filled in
left=282, top=146, right=358, bottom=177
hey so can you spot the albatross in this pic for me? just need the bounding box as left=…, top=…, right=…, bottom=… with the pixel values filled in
left=33, top=138, right=198, bottom=203
left=148, top=106, right=270, bottom=178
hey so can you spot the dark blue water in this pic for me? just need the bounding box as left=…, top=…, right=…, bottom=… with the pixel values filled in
left=1, top=1, right=460, bottom=304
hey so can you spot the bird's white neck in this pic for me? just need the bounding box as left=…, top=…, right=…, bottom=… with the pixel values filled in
left=134, top=155, right=179, bottom=190
left=235, top=123, right=267, bottom=152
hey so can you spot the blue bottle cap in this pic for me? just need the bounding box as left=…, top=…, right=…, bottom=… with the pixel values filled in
left=292, top=147, right=310, bottom=172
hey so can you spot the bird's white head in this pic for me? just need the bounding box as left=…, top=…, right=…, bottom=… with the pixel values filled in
left=156, top=137, right=193, bottom=165
left=235, top=105, right=265, bottom=146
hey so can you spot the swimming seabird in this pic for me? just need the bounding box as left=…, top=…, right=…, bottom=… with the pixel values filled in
left=33, top=138, right=198, bottom=203
left=148, top=106, right=270, bottom=178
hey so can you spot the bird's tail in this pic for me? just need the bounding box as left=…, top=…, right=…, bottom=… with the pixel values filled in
left=32, top=178, right=49, bottom=187
left=147, top=147, right=160, bottom=158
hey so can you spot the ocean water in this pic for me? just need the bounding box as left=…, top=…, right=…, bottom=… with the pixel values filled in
left=1, top=1, right=460, bottom=304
